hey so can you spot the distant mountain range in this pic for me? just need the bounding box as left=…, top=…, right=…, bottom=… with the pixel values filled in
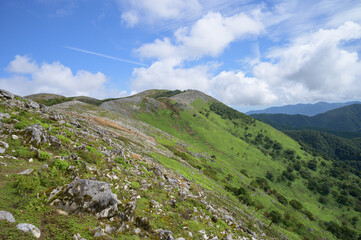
left=247, top=101, right=361, bottom=116
left=251, top=104, right=361, bottom=138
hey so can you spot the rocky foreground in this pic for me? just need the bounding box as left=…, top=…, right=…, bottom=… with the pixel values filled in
left=0, top=89, right=275, bottom=239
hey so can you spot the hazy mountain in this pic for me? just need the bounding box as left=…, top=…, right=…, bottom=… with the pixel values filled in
left=251, top=104, right=361, bottom=137
left=247, top=101, right=361, bottom=116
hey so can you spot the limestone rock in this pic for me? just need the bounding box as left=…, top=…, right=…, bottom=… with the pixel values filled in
left=0, top=112, right=11, bottom=120
left=23, top=124, right=47, bottom=146
left=0, top=210, right=15, bottom=223
left=16, top=223, right=41, bottom=238
left=0, top=89, right=14, bottom=99
left=155, top=229, right=174, bottom=240
left=0, top=141, right=9, bottom=154
left=18, top=169, right=34, bottom=175
left=49, top=179, right=121, bottom=219
left=73, top=233, right=87, bottom=240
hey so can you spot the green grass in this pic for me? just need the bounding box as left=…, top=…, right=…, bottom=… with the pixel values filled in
left=136, top=98, right=360, bottom=239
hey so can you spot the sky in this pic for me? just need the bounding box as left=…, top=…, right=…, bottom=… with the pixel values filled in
left=1, top=0, right=361, bottom=112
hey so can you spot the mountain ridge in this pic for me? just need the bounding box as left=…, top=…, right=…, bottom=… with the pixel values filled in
left=247, top=101, right=361, bottom=116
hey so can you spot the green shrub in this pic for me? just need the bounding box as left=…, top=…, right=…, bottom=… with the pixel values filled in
left=290, top=199, right=303, bottom=210
left=57, top=134, right=71, bottom=144
left=38, top=150, right=51, bottom=161
left=13, top=175, right=40, bottom=195
left=131, top=182, right=140, bottom=189
left=54, top=159, right=70, bottom=170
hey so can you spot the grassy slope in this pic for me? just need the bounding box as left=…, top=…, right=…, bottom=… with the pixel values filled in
left=135, top=97, right=361, bottom=240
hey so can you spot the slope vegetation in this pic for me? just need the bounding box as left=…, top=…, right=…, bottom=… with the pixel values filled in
left=101, top=90, right=361, bottom=240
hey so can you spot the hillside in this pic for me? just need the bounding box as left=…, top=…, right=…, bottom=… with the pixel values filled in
left=251, top=104, right=361, bottom=138
left=285, top=129, right=361, bottom=173
left=247, top=101, right=361, bottom=116
left=1, top=89, right=360, bottom=239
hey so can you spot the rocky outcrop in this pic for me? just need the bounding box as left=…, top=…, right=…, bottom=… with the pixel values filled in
left=23, top=124, right=48, bottom=146
left=48, top=179, right=121, bottom=219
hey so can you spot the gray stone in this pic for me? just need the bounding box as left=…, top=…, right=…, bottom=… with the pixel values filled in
left=155, top=229, right=174, bottom=240
left=49, top=135, right=62, bottom=147
left=122, top=196, right=137, bottom=222
left=0, top=210, right=15, bottom=222
left=0, top=112, right=11, bottom=120
left=93, top=226, right=106, bottom=238
left=134, top=228, right=141, bottom=234
left=0, top=141, right=9, bottom=154
left=0, top=89, right=14, bottom=99
left=23, top=124, right=47, bottom=146
left=16, top=223, right=41, bottom=238
left=11, top=135, right=19, bottom=140
left=18, top=169, right=34, bottom=175
left=25, top=100, right=40, bottom=109
left=49, top=179, right=120, bottom=219
left=73, top=233, right=87, bottom=240
left=104, top=224, right=116, bottom=234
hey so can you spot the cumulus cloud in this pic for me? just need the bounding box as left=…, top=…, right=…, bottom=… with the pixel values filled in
left=253, top=21, right=361, bottom=104
left=136, top=12, right=263, bottom=60
left=0, top=55, right=109, bottom=98
left=210, top=71, right=277, bottom=106
left=131, top=11, right=274, bottom=106
left=132, top=20, right=361, bottom=107
left=120, top=0, right=202, bottom=27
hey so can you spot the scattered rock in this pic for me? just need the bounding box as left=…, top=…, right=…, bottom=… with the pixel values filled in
left=23, top=124, right=47, bottom=146
left=11, top=135, right=19, bottom=140
left=73, top=233, right=87, bottom=240
left=122, top=196, right=137, bottom=222
left=25, top=100, right=40, bottom=109
left=134, top=228, right=141, bottom=234
left=16, top=223, right=41, bottom=239
left=0, top=141, right=9, bottom=154
left=18, top=169, right=34, bottom=175
left=0, top=89, right=14, bottom=99
left=0, top=112, right=11, bottom=120
left=49, top=135, right=62, bottom=147
left=155, top=229, right=174, bottom=240
left=48, top=179, right=121, bottom=219
left=0, top=211, right=15, bottom=223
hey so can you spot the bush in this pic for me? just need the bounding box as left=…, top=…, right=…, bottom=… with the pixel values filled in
left=38, top=150, right=51, bottom=161
left=290, top=199, right=303, bottom=210
left=131, top=182, right=140, bottom=189
left=276, top=193, right=288, bottom=206
left=302, top=210, right=314, bottom=221
left=54, top=159, right=70, bottom=170
left=308, top=159, right=318, bottom=171
left=13, top=175, right=40, bottom=195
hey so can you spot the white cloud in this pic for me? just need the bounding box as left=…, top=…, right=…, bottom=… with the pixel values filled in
left=119, top=0, right=202, bottom=27
left=131, top=11, right=268, bottom=105
left=121, top=11, right=139, bottom=27
left=132, top=21, right=361, bottom=107
left=1, top=55, right=110, bottom=98
left=6, top=55, right=38, bottom=74
left=136, top=12, right=263, bottom=60
left=131, top=58, right=211, bottom=92
left=253, top=21, right=361, bottom=104
left=210, top=71, right=277, bottom=106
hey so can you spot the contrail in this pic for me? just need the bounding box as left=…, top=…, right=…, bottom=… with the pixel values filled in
left=64, top=46, right=148, bottom=67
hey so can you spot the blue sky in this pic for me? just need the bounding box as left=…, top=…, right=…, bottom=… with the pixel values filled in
left=1, top=0, right=361, bottom=112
